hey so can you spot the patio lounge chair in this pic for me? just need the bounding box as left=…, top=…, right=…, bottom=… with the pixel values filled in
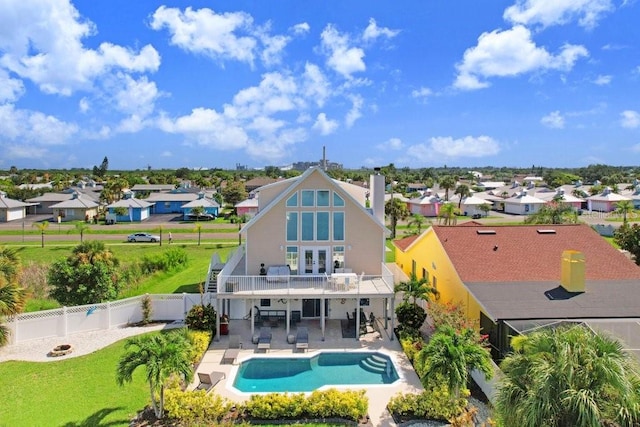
left=257, top=326, right=272, bottom=351
left=295, top=327, right=309, bottom=352
left=221, top=335, right=242, bottom=364
left=196, top=370, right=225, bottom=393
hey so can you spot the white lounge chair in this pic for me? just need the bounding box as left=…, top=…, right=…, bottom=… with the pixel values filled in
left=257, top=326, right=272, bottom=351
left=196, top=371, right=225, bottom=393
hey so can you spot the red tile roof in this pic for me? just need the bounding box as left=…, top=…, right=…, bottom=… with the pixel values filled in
left=393, top=234, right=420, bottom=251
left=432, top=224, right=640, bottom=282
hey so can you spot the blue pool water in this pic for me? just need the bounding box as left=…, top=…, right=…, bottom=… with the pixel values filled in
left=232, top=351, right=399, bottom=392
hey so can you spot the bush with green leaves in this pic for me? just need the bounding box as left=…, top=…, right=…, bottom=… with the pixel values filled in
left=164, top=387, right=234, bottom=424
left=48, top=240, right=122, bottom=306
left=185, top=303, right=217, bottom=332
left=395, top=301, right=427, bottom=333
left=244, top=389, right=368, bottom=421
left=387, top=384, right=469, bottom=422
left=186, top=330, right=212, bottom=365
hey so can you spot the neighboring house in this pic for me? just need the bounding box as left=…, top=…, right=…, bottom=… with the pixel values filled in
left=180, top=193, right=220, bottom=219
left=394, top=224, right=640, bottom=359
left=407, top=183, right=428, bottom=193
left=587, top=187, right=631, bottom=212
left=244, top=177, right=280, bottom=193
left=623, top=185, right=640, bottom=209
left=407, top=190, right=442, bottom=217
left=210, top=167, right=398, bottom=341
left=49, top=192, right=99, bottom=222
left=130, top=184, right=176, bottom=193
left=535, top=188, right=584, bottom=210
left=25, top=189, right=100, bottom=215
left=145, top=190, right=204, bottom=214
left=106, top=194, right=154, bottom=222
left=0, top=192, right=32, bottom=222
left=235, top=198, right=259, bottom=218
left=502, top=190, right=546, bottom=215
left=452, top=195, right=492, bottom=217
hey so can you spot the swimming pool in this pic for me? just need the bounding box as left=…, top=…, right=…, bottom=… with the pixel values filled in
left=232, top=351, right=400, bottom=393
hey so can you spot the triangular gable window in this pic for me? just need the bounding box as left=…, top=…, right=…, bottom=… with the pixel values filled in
left=286, top=193, right=298, bottom=207
left=333, top=192, right=344, bottom=207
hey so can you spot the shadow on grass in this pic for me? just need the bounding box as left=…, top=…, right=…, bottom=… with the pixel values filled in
left=173, top=283, right=200, bottom=293
left=61, top=407, right=128, bottom=427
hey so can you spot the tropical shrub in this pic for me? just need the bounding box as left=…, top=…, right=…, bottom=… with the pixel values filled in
left=306, top=389, right=368, bottom=421
left=387, top=384, right=469, bottom=422
left=186, top=330, right=212, bottom=365
left=245, top=393, right=307, bottom=419
left=164, top=388, right=233, bottom=424
left=395, top=301, right=427, bottom=333
left=185, top=304, right=217, bottom=332
left=399, top=333, right=424, bottom=365
left=140, top=248, right=188, bottom=274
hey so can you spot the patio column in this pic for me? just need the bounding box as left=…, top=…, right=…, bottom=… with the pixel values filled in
left=390, top=296, right=395, bottom=341
left=383, top=298, right=388, bottom=330
left=215, top=297, right=221, bottom=341
left=250, top=298, right=255, bottom=336
left=355, top=299, right=360, bottom=341
left=286, top=299, right=291, bottom=335
left=320, top=297, right=325, bottom=341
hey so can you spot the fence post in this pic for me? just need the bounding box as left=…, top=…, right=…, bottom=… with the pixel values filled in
left=183, top=293, right=187, bottom=321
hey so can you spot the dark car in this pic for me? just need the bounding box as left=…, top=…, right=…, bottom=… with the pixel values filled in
left=187, top=213, right=216, bottom=221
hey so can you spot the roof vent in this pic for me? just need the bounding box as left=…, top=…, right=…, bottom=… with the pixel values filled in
left=537, top=229, right=556, bottom=234
left=476, top=230, right=496, bottom=235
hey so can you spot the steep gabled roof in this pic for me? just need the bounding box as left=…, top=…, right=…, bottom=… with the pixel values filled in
left=432, top=224, right=640, bottom=283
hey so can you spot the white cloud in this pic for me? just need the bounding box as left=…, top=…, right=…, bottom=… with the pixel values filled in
left=0, top=104, right=78, bottom=145
left=407, top=135, right=500, bottom=161
left=593, top=74, right=612, bottom=85
left=150, top=6, right=257, bottom=65
left=312, top=113, right=339, bottom=135
left=454, top=26, right=588, bottom=90
left=110, top=74, right=162, bottom=117
left=117, top=115, right=146, bottom=133
left=158, top=107, right=249, bottom=150
left=621, top=110, right=640, bottom=128
left=3, top=144, right=48, bottom=160
left=320, top=24, right=366, bottom=79
left=79, top=97, right=90, bottom=113
left=504, top=0, right=614, bottom=29
left=302, top=63, right=332, bottom=107
left=411, top=87, right=433, bottom=99
left=376, top=137, right=403, bottom=150
left=541, top=111, right=565, bottom=128
left=291, top=22, right=310, bottom=35
left=0, top=69, right=24, bottom=102
left=0, top=0, right=159, bottom=96
left=345, top=94, right=363, bottom=128
left=229, top=71, right=300, bottom=119
left=362, top=18, right=399, bottom=42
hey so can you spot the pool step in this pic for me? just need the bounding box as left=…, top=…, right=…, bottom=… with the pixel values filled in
left=360, top=354, right=390, bottom=374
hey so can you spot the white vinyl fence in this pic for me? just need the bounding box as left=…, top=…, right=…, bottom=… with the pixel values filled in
left=6, top=293, right=210, bottom=345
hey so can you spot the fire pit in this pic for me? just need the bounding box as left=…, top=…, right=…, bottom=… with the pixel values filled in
left=48, top=344, right=73, bottom=357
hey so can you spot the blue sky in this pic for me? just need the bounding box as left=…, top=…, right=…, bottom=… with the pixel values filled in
left=1, top=0, right=639, bottom=171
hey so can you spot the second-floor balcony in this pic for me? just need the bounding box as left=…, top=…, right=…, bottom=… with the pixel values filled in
left=207, top=246, right=401, bottom=299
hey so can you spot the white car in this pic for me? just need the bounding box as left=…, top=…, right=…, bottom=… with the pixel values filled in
left=127, top=232, right=161, bottom=243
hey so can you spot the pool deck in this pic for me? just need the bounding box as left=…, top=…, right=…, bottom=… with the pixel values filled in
left=191, top=319, right=424, bottom=426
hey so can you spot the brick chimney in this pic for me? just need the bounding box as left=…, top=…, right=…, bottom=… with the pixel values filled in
left=561, top=250, right=585, bottom=293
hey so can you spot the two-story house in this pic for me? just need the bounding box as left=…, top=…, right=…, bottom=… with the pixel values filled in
left=209, top=167, right=399, bottom=341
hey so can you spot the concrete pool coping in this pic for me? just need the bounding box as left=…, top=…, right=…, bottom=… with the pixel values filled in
left=190, top=319, right=424, bottom=427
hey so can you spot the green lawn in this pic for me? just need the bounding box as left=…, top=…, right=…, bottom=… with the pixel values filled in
left=0, top=338, right=151, bottom=427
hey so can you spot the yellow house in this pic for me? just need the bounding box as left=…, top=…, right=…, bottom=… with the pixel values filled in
left=395, top=223, right=640, bottom=358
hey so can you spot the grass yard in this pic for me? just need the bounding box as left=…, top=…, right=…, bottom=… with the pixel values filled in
left=0, top=337, right=151, bottom=427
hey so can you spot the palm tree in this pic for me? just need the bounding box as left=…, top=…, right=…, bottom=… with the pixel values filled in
left=32, top=221, right=49, bottom=248
left=438, top=202, right=458, bottom=225
left=439, top=175, right=456, bottom=201
left=116, top=330, right=194, bottom=420
left=385, top=197, right=409, bottom=239
left=407, top=214, right=428, bottom=235
left=616, top=200, right=635, bottom=227
left=454, top=184, right=471, bottom=209
left=495, top=325, right=640, bottom=427
left=193, top=223, right=203, bottom=246
left=394, top=273, right=438, bottom=306
left=524, top=202, right=577, bottom=225
left=416, top=325, right=492, bottom=399
left=0, top=280, right=27, bottom=346
left=0, top=246, right=20, bottom=283
left=72, top=221, right=90, bottom=243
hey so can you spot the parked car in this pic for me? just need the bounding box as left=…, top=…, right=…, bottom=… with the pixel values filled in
left=127, top=232, right=161, bottom=243
left=187, top=213, right=216, bottom=221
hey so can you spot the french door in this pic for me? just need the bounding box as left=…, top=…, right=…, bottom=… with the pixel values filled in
left=301, top=246, right=330, bottom=275
left=302, top=298, right=330, bottom=318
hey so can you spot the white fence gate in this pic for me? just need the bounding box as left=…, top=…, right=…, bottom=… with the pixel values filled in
left=6, top=293, right=211, bottom=345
